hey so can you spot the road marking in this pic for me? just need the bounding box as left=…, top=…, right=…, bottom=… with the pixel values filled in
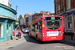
left=1, top=40, right=26, bottom=50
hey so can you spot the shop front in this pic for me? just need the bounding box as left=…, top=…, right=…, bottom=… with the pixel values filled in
left=0, top=4, right=16, bottom=42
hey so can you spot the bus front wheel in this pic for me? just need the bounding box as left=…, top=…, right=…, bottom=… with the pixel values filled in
left=36, top=35, right=38, bottom=40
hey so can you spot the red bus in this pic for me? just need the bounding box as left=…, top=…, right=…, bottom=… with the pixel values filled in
left=29, top=15, right=64, bottom=41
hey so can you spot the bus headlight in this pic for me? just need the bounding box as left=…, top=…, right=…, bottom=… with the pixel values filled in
left=43, top=33, right=44, bottom=34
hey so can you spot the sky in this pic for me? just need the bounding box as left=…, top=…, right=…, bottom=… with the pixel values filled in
left=9, top=0, right=54, bottom=18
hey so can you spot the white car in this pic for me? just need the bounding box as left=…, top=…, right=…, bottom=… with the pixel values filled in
left=22, top=28, right=29, bottom=33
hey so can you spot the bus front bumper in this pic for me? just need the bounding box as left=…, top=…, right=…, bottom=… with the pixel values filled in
left=42, top=36, right=65, bottom=41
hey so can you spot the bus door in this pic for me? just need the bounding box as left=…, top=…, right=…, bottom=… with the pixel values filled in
left=38, top=20, right=42, bottom=39
left=32, top=24, right=35, bottom=37
left=35, top=23, right=38, bottom=35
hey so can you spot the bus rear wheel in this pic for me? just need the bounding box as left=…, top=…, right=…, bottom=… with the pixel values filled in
left=36, top=35, right=38, bottom=40
left=29, top=32, right=31, bottom=37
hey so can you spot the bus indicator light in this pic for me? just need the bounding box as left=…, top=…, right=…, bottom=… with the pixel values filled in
left=42, top=25, right=44, bottom=27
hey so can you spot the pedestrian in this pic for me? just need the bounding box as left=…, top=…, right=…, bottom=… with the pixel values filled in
left=13, top=30, right=16, bottom=40
left=18, top=29, right=22, bottom=40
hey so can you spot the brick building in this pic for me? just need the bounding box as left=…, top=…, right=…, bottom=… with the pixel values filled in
left=24, top=14, right=32, bottom=27
left=8, top=2, right=11, bottom=7
left=32, top=11, right=51, bottom=21
left=24, top=14, right=32, bottom=18
left=24, top=11, right=52, bottom=27
left=54, top=0, right=75, bottom=38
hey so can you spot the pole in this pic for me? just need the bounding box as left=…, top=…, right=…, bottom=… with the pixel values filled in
left=15, top=5, right=18, bottom=28
left=16, top=5, right=18, bottom=20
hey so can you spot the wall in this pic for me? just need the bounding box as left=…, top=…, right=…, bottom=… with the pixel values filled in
left=0, top=3, right=16, bottom=42
left=28, top=16, right=32, bottom=25
left=0, top=4, right=16, bottom=19
left=0, top=0, right=8, bottom=6
left=20, top=19, right=24, bottom=25
left=24, top=18, right=26, bottom=25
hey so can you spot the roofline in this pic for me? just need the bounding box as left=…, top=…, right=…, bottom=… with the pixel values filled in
left=0, top=3, right=17, bottom=15
left=42, top=15, right=63, bottom=17
left=0, top=16, right=16, bottom=20
left=30, top=15, right=63, bottom=24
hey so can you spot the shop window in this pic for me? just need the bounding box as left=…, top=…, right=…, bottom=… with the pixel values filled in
left=9, top=24, right=11, bottom=36
left=0, top=24, right=3, bottom=38
left=7, top=24, right=8, bottom=36
left=67, top=16, right=72, bottom=29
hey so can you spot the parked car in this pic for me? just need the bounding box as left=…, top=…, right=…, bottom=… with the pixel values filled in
left=22, top=28, right=29, bottom=33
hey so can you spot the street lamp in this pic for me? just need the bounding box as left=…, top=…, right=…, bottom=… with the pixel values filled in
left=16, top=5, right=18, bottom=20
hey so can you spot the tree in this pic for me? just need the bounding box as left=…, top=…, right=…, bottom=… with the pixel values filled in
left=18, top=14, right=23, bottom=23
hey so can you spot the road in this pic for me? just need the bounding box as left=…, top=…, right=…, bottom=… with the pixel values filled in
left=6, top=34, right=75, bottom=50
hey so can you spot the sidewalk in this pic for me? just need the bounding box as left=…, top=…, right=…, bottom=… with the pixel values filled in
left=1, top=34, right=75, bottom=50
left=65, top=34, right=75, bottom=43
left=0, top=34, right=25, bottom=50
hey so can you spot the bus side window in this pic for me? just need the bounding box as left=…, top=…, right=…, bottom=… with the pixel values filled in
left=39, top=26, right=42, bottom=30
left=35, top=23, right=38, bottom=32
left=39, top=26, right=42, bottom=32
left=38, top=20, right=41, bottom=25
left=32, top=24, right=35, bottom=32
left=38, top=20, right=42, bottom=32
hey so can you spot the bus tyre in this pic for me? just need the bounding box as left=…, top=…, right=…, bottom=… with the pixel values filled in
left=29, top=33, right=31, bottom=37
left=36, top=35, right=38, bottom=40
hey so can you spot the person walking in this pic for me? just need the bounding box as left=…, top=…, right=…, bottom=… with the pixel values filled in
left=18, top=29, right=22, bottom=40
left=13, top=30, right=16, bottom=40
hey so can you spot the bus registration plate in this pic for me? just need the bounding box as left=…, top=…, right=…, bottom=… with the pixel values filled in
left=47, top=31, right=58, bottom=36
left=51, top=37, right=56, bottom=39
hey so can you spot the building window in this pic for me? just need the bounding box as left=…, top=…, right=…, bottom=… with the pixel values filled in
left=9, top=24, right=11, bottom=36
left=7, top=24, right=8, bottom=36
left=67, top=16, right=72, bottom=29
left=0, top=24, right=3, bottom=38
left=58, top=4, right=60, bottom=11
left=56, top=5, right=58, bottom=14
left=67, top=0, right=70, bottom=10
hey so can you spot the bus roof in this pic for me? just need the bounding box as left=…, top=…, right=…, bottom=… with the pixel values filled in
left=42, top=15, right=63, bottom=17
left=30, top=17, right=41, bottom=25
left=30, top=15, right=63, bottom=25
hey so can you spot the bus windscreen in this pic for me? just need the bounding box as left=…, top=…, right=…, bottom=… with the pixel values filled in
left=44, top=17, right=62, bottom=29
